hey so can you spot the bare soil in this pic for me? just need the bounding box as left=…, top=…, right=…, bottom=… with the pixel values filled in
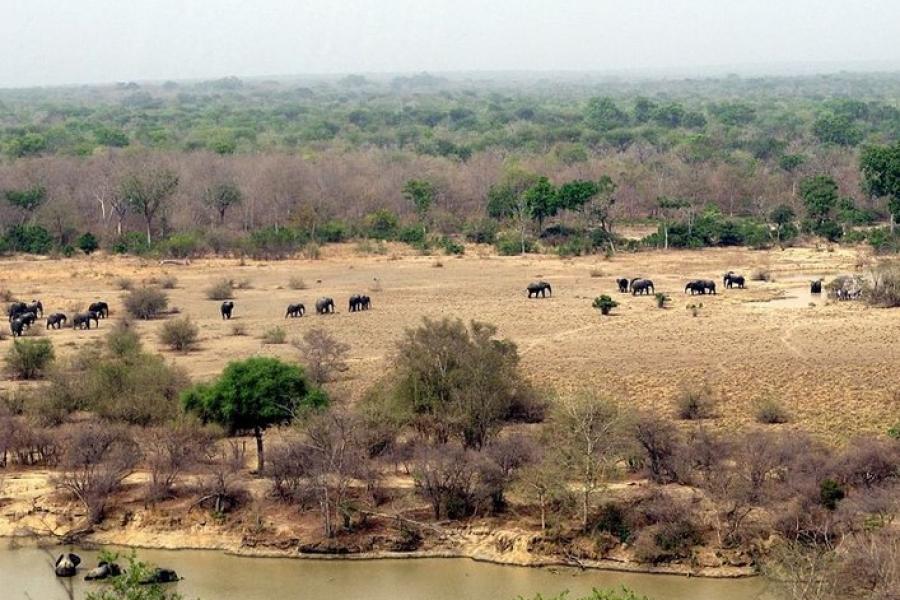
left=1, top=243, right=897, bottom=439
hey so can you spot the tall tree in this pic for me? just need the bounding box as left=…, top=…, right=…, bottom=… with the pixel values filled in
left=204, top=181, right=243, bottom=225
left=402, top=179, right=437, bottom=233
left=523, top=176, right=558, bottom=234
left=182, top=357, right=327, bottom=472
left=119, top=168, right=179, bottom=244
left=4, top=185, right=46, bottom=225
left=860, top=142, right=900, bottom=234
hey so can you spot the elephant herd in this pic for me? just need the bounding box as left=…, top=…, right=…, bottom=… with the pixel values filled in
left=216, top=294, right=371, bottom=321
left=53, top=552, right=178, bottom=584
left=8, top=299, right=110, bottom=337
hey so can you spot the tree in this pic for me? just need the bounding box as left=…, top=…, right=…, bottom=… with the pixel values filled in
left=860, top=142, right=900, bottom=234
left=6, top=338, right=55, bottom=380
left=770, top=204, right=796, bottom=245
left=657, top=197, right=691, bottom=250
left=119, top=168, right=179, bottom=244
left=4, top=185, right=46, bottom=224
left=557, top=176, right=617, bottom=237
left=523, top=176, right=558, bottom=233
left=77, top=232, right=100, bottom=255
left=293, top=327, right=350, bottom=384
left=550, top=394, right=629, bottom=528
left=204, top=181, right=242, bottom=225
left=800, top=175, right=840, bottom=239
left=402, top=179, right=437, bottom=233
left=813, top=113, right=862, bottom=147
left=585, top=97, right=630, bottom=131
left=182, top=357, right=327, bottom=472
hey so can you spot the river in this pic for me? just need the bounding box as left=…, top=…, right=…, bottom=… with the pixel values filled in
left=1, top=541, right=769, bottom=600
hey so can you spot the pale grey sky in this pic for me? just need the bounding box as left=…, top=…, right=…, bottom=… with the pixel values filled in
left=2, top=0, right=899, bottom=87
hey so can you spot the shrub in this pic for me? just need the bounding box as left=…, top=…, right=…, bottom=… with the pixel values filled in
left=440, top=236, right=465, bottom=256
left=161, top=231, right=205, bottom=258
left=398, top=225, right=426, bottom=245
left=123, top=287, right=169, bottom=320
left=674, top=384, right=716, bottom=420
left=755, top=398, right=790, bottom=424
left=593, top=295, right=618, bottom=315
left=589, top=267, right=603, bottom=278
left=6, top=338, right=54, bottom=379
left=819, top=478, right=845, bottom=510
left=77, top=232, right=99, bottom=255
left=230, top=323, right=247, bottom=336
left=205, top=278, right=234, bottom=300
left=109, top=231, right=151, bottom=255
left=495, top=232, right=535, bottom=256
left=114, top=276, right=134, bottom=291
left=889, top=423, right=900, bottom=439
left=364, top=209, right=399, bottom=240
left=315, top=219, right=348, bottom=243
left=293, top=328, right=350, bottom=384
left=288, top=276, right=308, bottom=290
left=261, top=326, right=287, bottom=344
left=159, top=317, right=199, bottom=352
left=4, top=224, right=54, bottom=254
left=302, top=242, right=321, bottom=260
left=463, top=218, right=498, bottom=244
left=654, top=292, right=671, bottom=308
left=864, top=262, right=900, bottom=307
left=158, top=274, right=178, bottom=289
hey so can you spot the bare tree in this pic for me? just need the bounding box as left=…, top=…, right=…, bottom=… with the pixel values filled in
left=144, top=423, right=218, bottom=502
left=293, top=328, right=350, bottom=385
left=119, top=167, right=179, bottom=244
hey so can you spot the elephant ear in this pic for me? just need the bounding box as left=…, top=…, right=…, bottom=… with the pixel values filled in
left=70, top=554, right=81, bottom=567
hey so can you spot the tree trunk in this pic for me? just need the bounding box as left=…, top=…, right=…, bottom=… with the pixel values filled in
left=145, top=219, right=153, bottom=245
left=254, top=427, right=265, bottom=473
left=582, top=490, right=589, bottom=529
left=539, top=495, right=546, bottom=533
left=891, top=213, right=896, bottom=235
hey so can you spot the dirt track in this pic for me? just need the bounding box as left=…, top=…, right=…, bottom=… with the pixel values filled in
left=1, top=244, right=897, bottom=439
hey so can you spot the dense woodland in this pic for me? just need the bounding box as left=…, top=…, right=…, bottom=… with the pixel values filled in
left=1, top=72, right=900, bottom=257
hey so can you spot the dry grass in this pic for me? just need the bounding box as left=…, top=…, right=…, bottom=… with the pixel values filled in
left=0, top=244, right=894, bottom=439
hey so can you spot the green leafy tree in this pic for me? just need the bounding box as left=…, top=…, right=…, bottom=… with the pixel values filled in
left=119, top=168, right=179, bottom=244
left=769, top=204, right=796, bottom=245
left=77, top=232, right=100, bottom=255
left=523, top=176, right=558, bottom=233
left=204, top=181, right=242, bottom=224
left=799, top=175, right=840, bottom=239
left=860, top=141, right=900, bottom=233
left=182, top=357, right=327, bottom=471
left=402, top=179, right=437, bottom=233
left=4, top=185, right=46, bottom=224
left=813, top=113, right=863, bottom=146
left=6, top=338, right=55, bottom=380
left=585, top=97, right=630, bottom=131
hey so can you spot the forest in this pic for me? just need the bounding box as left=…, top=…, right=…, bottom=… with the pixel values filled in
left=1, top=72, right=900, bottom=258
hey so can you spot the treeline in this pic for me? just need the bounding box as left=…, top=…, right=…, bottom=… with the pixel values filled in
left=1, top=314, right=898, bottom=598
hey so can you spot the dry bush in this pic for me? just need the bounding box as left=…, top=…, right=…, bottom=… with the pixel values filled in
left=674, top=383, right=716, bottom=420
left=634, top=414, right=682, bottom=484
left=123, top=287, right=169, bottom=319
left=287, top=276, right=308, bottom=290
left=261, top=326, right=287, bottom=345
left=629, top=491, right=702, bottom=564
left=144, top=423, right=219, bottom=502
left=266, top=437, right=312, bottom=502
left=755, top=398, right=790, bottom=424
left=230, top=323, right=247, bottom=336
left=864, top=262, right=900, bottom=307
left=159, top=316, right=199, bottom=352
left=293, top=328, right=350, bottom=384
left=114, top=277, right=134, bottom=291
left=159, top=274, right=178, bottom=289
left=205, top=278, right=234, bottom=300
left=303, top=242, right=321, bottom=260
left=234, top=277, right=253, bottom=290
left=589, top=267, right=603, bottom=278
left=750, top=268, right=773, bottom=282
left=198, top=440, right=247, bottom=514
left=54, top=422, right=141, bottom=523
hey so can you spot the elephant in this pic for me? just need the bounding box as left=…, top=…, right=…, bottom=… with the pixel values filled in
left=810, top=279, right=823, bottom=294
left=7, top=302, right=27, bottom=322
left=361, top=295, right=371, bottom=310
left=630, top=278, right=654, bottom=295
left=26, top=300, right=43, bottom=317
left=685, top=280, right=706, bottom=295
left=349, top=294, right=363, bottom=312
left=88, top=301, right=109, bottom=318
left=18, top=311, right=37, bottom=328
left=616, top=278, right=629, bottom=293
left=723, top=272, right=746, bottom=289
left=527, top=281, right=552, bottom=298
left=10, top=317, right=27, bottom=337
left=316, top=297, right=335, bottom=314
left=85, top=561, right=121, bottom=581
left=46, top=313, right=67, bottom=329
left=73, top=311, right=99, bottom=330
left=285, top=303, right=306, bottom=318
left=701, top=280, right=717, bottom=295
left=140, top=568, right=179, bottom=585
left=55, top=553, right=82, bottom=578
left=220, top=301, right=234, bottom=319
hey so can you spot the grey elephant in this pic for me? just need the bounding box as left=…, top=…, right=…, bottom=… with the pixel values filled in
left=220, top=301, right=234, bottom=319
left=527, top=281, right=552, bottom=298
left=7, top=302, right=27, bottom=322
left=616, top=278, right=629, bottom=293
left=285, top=303, right=305, bottom=318
left=723, top=272, right=745, bottom=289
left=85, top=561, right=122, bottom=581
left=810, top=279, right=823, bottom=294
left=361, top=294, right=371, bottom=310
left=17, top=311, right=37, bottom=328
left=349, top=294, right=363, bottom=312
left=46, top=313, right=67, bottom=329
left=630, top=278, right=654, bottom=295
left=26, top=300, right=43, bottom=317
left=10, top=317, right=27, bottom=337
left=316, top=297, right=335, bottom=314
left=685, top=280, right=706, bottom=295
left=140, top=568, right=179, bottom=584
left=55, top=553, right=82, bottom=578
left=73, top=311, right=99, bottom=330
left=88, top=301, right=109, bottom=318
left=701, top=280, right=717, bottom=294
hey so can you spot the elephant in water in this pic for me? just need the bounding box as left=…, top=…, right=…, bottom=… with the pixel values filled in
left=220, top=301, right=234, bottom=319
left=88, top=301, right=109, bottom=318
left=285, top=303, right=305, bottom=318
left=139, top=568, right=179, bottom=585
left=723, top=272, right=745, bottom=289
left=55, top=553, right=81, bottom=577
left=630, top=278, right=654, bottom=295
left=73, top=311, right=99, bottom=330
left=616, top=278, right=629, bottom=293
left=316, top=297, right=335, bottom=314
left=527, top=281, right=552, bottom=298
left=85, top=561, right=121, bottom=581
left=10, top=317, right=27, bottom=337
left=46, top=313, right=67, bottom=329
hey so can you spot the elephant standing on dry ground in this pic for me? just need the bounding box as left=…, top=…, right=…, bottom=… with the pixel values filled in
left=221, top=301, right=234, bottom=319
left=527, top=281, right=552, bottom=298
left=723, top=272, right=745, bottom=289
left=285, top=303, right=305, bottom=318
left=316, top=297, right=335, bottom=314
left=616, top=278, right=629, bottom=293
left=630, top=278, right=654, bottom=295
left=46, top=313, right=67, bottom=329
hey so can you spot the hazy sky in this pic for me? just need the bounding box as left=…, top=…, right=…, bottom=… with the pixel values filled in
left=2, top=0, right=899, bottom=87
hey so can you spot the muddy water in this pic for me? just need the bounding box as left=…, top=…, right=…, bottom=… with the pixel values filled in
left=1, top=542, right=769, bottom=600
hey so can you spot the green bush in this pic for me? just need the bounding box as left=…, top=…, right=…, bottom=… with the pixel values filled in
left=161, top=231, right=206, bottom=258
left=495, top=232, right=535, bottom=255
left=6, top=338, right=55, bottom=379
left=159, top=317, right=199, bottom=352
left=4, top=224, right=53, bottom=254
left=314, top=219, right=349, bottom=243
left=592, top=295, right=618, bottom=315
left=440, top=236, right=465, bottom=255
left=819, top=478, right=845, bottom=510
left=463, top=218, right=498, bottom=244
left=77, top=232, right=99, bottom=255
left=364, top=209, right=399, bottom=240
left=888, top=423, right=899, bottom=439
left=398, top=224, right=426, bottom=245
left=248, top=226, right=306, bottom=259
left=124, top=287, right=169, bottom=320
left=110, top=232, right=152, bottom=255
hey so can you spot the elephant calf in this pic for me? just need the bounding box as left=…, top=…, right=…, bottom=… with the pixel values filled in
left=616, top=278, right=629, bottom=293
left=46, top=313, right=67, bottom=329
left=285, top=303, right=306, bottom=318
